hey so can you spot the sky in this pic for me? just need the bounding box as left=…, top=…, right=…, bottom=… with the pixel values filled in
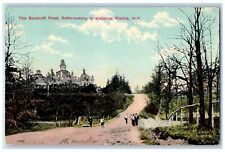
left=5, top=6, right=220, bottom=91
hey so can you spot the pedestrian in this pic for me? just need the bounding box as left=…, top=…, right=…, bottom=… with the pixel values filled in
left=124, top=114, right=128, bottom=124
left=100, top=117, right=105, bottom=128
left=134, top=113, right=139, bottom=126
left=88, top=116, right=93, bottom=127
left=131, top=114, right=135, bottom=126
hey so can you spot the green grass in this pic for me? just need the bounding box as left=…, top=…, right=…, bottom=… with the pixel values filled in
left=153, top=124, right=220, bottom=145
left=139, top=128, right=159, bottom=145
left=6, top=123, right=57, bottom=136
left=6, top=95, right=134, bottom=136
left=123, top=95, right=134, bottom=110
left=139, top=109, right=156, bottom=119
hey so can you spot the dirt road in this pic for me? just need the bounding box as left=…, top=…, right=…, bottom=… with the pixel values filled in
left=6, top=94, right=148, bottom=145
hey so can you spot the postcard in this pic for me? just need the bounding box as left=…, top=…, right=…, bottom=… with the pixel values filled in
left=4, top=4, right=220, bottom=146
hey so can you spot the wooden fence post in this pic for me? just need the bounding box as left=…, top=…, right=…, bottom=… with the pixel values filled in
left=176, top=112, right=178, bottom=121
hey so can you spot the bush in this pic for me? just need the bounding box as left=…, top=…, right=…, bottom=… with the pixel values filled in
left=153, top=124, right=220, bottom=145
left=6, top=91, right=134, bottom=135
left=144, top=103, right=159, bottom=115
left=139, top=102, right=158, bottom=119
left=139, top=128, right=159, bottom=145
left=6, top=123, right=56, bottom=136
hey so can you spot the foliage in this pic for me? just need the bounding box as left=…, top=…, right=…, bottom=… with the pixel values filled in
left=139, top=128, right=159, bottom=145
left=5, top=123, right=57, bottom=136
left=139, top=101, right=158, bottom=119
left=153, top=124, right=220, bottom=145
left=143, top=8, right=220, bottom=128
left=139, top=110, right=156, bottom=119
left=5, top=87, right=133, bottom=135
left=103, top=73, right=132, bottom=94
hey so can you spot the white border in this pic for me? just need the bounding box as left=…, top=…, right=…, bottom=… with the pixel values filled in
left=0, top=0, right=224, bottom=152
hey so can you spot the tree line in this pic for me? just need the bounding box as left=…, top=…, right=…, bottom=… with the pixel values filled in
left=4, top=11, right=132, bottom=135
left=143, top=8, right=220, bottom=128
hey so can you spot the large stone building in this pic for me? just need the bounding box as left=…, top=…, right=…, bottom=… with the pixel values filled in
left=56, top=59, right=70, bottom=78
left=34, top=59, right=94, bottom=87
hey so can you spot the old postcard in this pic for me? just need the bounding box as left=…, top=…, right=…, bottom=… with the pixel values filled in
left=4, top=5, right=220, bottom=146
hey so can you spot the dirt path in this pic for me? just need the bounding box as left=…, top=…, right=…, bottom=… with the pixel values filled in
left=6, top=94, right=148, bottom=145
left=139, top=118, right=182, bottom=129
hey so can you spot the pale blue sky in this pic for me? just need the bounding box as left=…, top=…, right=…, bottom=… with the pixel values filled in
left=6, top=6, right=219, bottom=90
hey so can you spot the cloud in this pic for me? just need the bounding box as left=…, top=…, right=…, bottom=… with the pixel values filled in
left=152, top=47, right=178, bottom=61
left=47, top=34, right=68, bottom=44
left=15, top=30, right=25, bottom=37
left=62, top=52, right=73, bottom=58
left=5, top=24, right=26, bottom=37
left=58, top=9, right=157, bottom=43
left=137, top=11, right=184, bottom=28
left=90, top=8, right=114, bottom=17
left=126, top=26, right=157, bottom=42
left=137, top=20, right=158, bottom=28
left=16, top=24, right=25, bottom=29
left=33, top=34, right=73, bottom=58
left=202, top=7, right=216, bottom=13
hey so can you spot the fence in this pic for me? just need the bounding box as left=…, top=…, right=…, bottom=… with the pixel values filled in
left=168, top=101, right=219, bottom=127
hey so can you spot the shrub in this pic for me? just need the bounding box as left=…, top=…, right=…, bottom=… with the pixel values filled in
left=153, top=124, right=220, bottom=145
left=139, top=128, right=159, bottom=145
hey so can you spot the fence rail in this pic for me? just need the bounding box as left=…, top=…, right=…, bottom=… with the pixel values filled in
left=168, top=101, right=219, bottom=127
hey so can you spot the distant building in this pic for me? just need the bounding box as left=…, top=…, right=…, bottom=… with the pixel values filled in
left=33, top=59, right=95, bottom=87
left=33, top=70, right=47, bottom=88
left=80, top=69, right=94, bottom=86
left=56, top=59, right=70, bottom=78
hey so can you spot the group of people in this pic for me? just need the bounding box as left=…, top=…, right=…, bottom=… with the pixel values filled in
left=87, top=113, right=139, bottom=128
left=88, top=116, right=105, bottom=128
left=124, top=113, right=139, bottom=126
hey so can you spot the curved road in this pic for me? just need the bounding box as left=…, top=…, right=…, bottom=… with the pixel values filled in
left=6, top=94, right=148, bottom=145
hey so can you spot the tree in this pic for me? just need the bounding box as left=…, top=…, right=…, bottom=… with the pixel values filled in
left=160, top=56, right=179, bottom=119
left=103, top=73, right=132, bottom=94
left=202, top=29, right=219, bottom=128
left=21, top=58, right=33, bottom=86
left=134, top=85, right=142, bottom=94
left=143, top=62, right=163, bottom=114
left=5, top=11, right=29, bottom=88
left=178, top=7, right=219, bottom=127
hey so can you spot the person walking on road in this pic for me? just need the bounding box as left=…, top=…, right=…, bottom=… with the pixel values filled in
left=131, top=114, right=135, bottom=126
left=88, top=116, right=93, bottom=127
left=134, top=113, right=139, bottom=126
left=100, top=117, right=105, bottom=128
left=124, top=114, right=128, bottom=124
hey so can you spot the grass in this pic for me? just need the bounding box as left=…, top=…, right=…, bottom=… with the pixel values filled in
left=139, top=128, right=159, bottom=145
left=6, top=123, right=57, bottom=136
left=153, top=124, right=220, bottom=145
left=139, top=109, right=156, bottom=119
left=6, top=95, right=134, bottom=136
left=123, top=95, right=134, bottom=110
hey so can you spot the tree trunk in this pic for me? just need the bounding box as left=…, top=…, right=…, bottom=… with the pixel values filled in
left=188, top=50, right=194, bottom=123
left=216, top=70, right=219, bottom=100
left=165, top=71, right=172, bottom=120
left=195, top=8, right=205, bottom=127
left=208, top=78, right=213, bottom=128
left=187, top=84, right=194, bottom=123
left=55, top=109, right=58, bottom=121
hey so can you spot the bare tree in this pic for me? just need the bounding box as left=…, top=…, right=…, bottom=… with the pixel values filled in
left=5, top=11, right=29, bottom=87
left=21, top=58, right=33, bottom=86
left=160, top=55, right=179, bottom=119
left=175, top=7, right=211, bottom=127
left=202, top=28, right=219, bottom=128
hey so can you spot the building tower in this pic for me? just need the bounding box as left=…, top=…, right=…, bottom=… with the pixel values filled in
left=60, top=59, right=66, bottom=71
